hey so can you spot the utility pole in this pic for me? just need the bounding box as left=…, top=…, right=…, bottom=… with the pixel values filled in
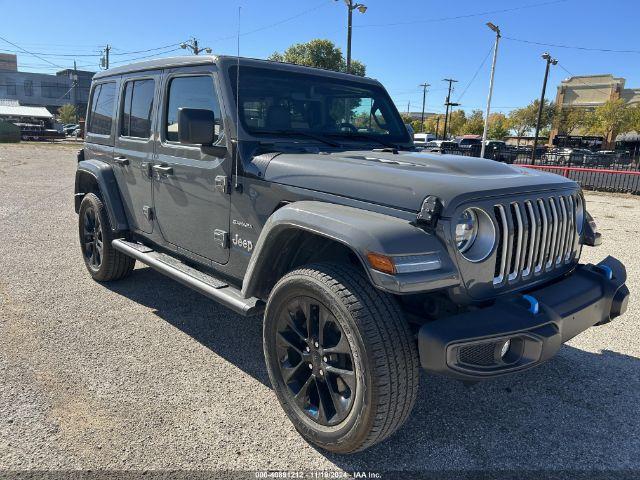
left=407, top=100, right=410, bottom=114
left=480, top=22, right=501, bottom=158
left=531, top=52, right=557, bottom=163
left=100, top=44, right=111, bottom=69
left=419, top=82, right=430, bottom=132
left=180, top=37, right=212, bottom=55
left=442, top=78, right=458, bottom=140
left=72, top=60, right=78, bottom=123
left=336, top=0, right=367, bottom=73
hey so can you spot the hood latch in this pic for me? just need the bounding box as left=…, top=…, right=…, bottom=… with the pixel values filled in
left=415, top=195, right=443, bottom=228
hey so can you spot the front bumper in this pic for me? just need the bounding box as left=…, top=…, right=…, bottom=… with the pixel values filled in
left=418, top=256, right=630, bottom=381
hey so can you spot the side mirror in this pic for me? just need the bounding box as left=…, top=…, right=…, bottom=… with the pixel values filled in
left=178, top=108, right=216, bottom=145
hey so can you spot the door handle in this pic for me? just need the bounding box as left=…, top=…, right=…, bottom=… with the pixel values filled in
left=152, top=164, right=173, bottom=176
left=113, top=156, right=129, bottom=166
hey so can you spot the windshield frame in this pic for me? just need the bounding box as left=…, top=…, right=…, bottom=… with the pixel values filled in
left=228, top=65, right=412, bottom=147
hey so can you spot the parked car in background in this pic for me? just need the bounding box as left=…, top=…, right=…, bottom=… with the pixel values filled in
left=423, top=139, right=458, bottom=152
left=63, top=124, right=80, bottom=136
left=483, top=140, right=516, bottom=164
left=455, top=136, right=482, bottom=151
left=413, top=132, right=436, bottom=147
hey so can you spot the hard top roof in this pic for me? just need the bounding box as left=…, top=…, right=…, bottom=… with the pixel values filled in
left=92, top=55, right=380, bottom=85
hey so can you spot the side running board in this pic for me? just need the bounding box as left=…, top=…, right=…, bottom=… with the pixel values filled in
left=112, top=239, right=264, bottom=317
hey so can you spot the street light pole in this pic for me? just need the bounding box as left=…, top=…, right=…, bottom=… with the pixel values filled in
left=419, top=82, right=430, bottom=132
left=480, top=22, right=501, bottom=158
left=337, top=0, right=367, bottom=73
left=531, top=52, right=557, bottom=163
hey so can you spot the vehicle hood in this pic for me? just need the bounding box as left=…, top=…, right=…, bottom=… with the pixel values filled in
left=262, top=150, right=576, bottom=215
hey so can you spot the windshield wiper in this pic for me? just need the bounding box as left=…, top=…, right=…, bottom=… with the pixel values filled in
left=325, top=132, right=404, bottom=151
left=255, top=130, right=342, bottom=148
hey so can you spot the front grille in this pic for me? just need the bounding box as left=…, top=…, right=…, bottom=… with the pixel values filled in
left=493, top=194, right=579, bottom=286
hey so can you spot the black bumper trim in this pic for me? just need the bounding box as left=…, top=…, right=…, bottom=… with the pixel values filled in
left=418, top=256, right=629, bottom=381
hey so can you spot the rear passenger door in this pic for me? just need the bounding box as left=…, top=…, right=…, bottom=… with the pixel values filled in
left=112, top=73, right=159, bottom=234
left=153, top=69, right=230, bottom=265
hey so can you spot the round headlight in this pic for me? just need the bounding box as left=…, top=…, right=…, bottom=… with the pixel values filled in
left=454, top=208, right=496, bottom=262
left=455, top=209, right=478, bottom=253
left=575, top=195, right=585, bottom=234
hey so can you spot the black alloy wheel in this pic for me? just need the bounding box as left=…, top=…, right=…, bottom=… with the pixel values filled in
left=276, top=296, right=356, bottom=426
left=77, top=193, right=135, bottom=281
left=82, top=205, right=103, bottom=271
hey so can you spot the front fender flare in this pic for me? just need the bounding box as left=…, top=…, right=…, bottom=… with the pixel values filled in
left=75, top=160, right=129, bottom=232
left=242, top=201, right=459, bottom=298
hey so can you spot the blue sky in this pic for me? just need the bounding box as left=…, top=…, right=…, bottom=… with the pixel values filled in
left=1, top=0, right=638, bottom=115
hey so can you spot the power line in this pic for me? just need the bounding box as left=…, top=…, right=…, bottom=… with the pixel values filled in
left=503, top=36, right=640, bottom=54
left=0, top=47, right=101, bottom=58
left=110, top=41, right=188, bottom=56
left=209, top=0, right=332, bottom=42
left=556, top=63, right=617, bottom=97
left=456, top=44, right=494, bottom=103
left=0, top=35, right=66, bottom=69
left=110, top=48, right=183, bottom=65
left=0, top=41, right=188, bottom=58
left=353, top=0, right=568, bottom=28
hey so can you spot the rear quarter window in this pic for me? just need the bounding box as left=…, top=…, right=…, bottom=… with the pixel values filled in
left=87, top=82, right=117, bottom=136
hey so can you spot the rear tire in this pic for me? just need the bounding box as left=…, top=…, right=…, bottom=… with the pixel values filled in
left=263, top=263, right=419, bottom=453
left=78, top=193, right=135, bottom=281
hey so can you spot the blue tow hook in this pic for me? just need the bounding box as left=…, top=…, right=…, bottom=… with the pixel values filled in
left=522, top=294, right=540, bottom=315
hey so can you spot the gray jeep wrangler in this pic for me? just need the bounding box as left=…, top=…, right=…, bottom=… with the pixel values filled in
left=75, top=55, right=629, bottom=453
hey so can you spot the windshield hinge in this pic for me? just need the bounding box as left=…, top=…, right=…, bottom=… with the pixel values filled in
left=215, top=175, right=230, bottom=194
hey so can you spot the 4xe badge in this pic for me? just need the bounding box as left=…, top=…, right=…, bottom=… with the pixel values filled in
left=232, top=233, right=253, bottom=252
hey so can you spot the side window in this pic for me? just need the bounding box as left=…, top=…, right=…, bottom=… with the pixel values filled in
left=165, top=75, right=223, bottom=143
left=87, top=82, right=116, bottom=136
left=120, top=79, right=155, bottom=138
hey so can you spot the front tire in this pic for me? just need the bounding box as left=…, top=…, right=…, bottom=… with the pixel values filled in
left=263, top=263, right=419, bottom=453
left=78, top=193, right=135, bottom=281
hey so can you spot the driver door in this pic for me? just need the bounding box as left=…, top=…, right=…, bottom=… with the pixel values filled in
left=152, top=68, right=230, bottom=265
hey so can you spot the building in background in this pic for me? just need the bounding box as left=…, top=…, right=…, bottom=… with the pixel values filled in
left=550, top=74, right=640, bottom=146
left=0, top=53, right=95, bottom=117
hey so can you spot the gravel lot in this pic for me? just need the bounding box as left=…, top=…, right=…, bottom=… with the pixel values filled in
left=1, top=143, right=638, bottom=475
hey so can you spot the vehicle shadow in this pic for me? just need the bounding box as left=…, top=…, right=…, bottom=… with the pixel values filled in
left=105, top=266, right=640, bottom=472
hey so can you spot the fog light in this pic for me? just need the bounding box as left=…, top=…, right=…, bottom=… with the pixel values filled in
left=500, top=339, right=511, bottom=359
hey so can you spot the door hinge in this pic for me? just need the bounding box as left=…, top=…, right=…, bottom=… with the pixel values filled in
left=214, top=229, right=229, bottom=249
left=140, top=162, right=152, bottom=178
left=215, top=175, right=230, bottom=194
left=142, top=205, right=154, bottom=221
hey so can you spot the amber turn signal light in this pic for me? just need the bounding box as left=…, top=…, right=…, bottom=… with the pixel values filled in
left=366, top=252, right=396, bottom=275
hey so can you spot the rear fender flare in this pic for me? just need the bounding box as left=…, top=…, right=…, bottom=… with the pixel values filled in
left=75, top=160, right=129, bottom=232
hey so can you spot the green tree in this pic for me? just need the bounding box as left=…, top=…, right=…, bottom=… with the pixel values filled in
left=624, top=104, right=640, bottom=133
left=553, top=106, right=586, bottom=135
left=508, top=99, right=554, bottom=145
left=487, top=112, right=509, bottom=140
left=422, top=114, right=444, bottom=137
left=58, top=104, right=77, bottom=124
left=447, top=110, right=467, bottom=137
left=584, top=99, right=628, bottom=143
left=269, top=39, right=366, bottom=76
left=463, top=110, right=484, bottom=135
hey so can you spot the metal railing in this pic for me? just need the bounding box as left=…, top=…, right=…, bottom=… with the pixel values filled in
left=518, top=165, right=640, bottom=194
left=422, top=144, right=640, bottom=194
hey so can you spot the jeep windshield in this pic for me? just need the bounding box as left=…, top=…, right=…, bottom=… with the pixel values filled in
left=229, top=65, right=411, bottom=147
